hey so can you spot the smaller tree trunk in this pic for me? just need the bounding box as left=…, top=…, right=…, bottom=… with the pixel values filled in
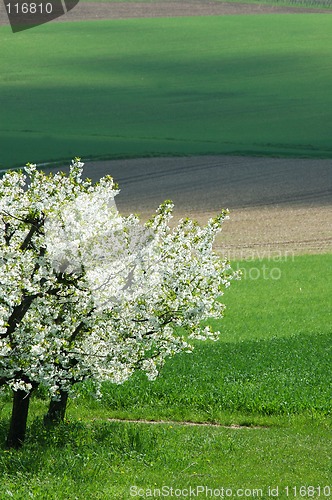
left=44, top=390, right=69, bottom=424
left=6, top=389, right=31, bottom=449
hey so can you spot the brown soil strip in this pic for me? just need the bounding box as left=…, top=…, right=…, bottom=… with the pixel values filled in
left=1, top=1, right=331, bottom=26
left=82, top=156, right=332, bottom=259
left=42, top=155, right=331, bottom=258
left=103, top=417, right=268, bottom=429
left=44, top=1, right=332, bottom=24
left=213, top=205, right=332, bottom=259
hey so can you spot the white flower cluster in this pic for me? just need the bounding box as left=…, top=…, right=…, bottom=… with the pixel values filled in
left=0, top=159, right=238, bottom=397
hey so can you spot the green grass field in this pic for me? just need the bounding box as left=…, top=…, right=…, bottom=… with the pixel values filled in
left=71, top=253, right=332, bottom=422
left=0, top=417, right=331, bottom=498
left=0, top=254, right=331, bottom=497
left=1, top=14, right=332, bottom=168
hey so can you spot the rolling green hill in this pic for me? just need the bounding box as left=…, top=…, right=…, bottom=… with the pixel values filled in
left=1, top=15, right=332, bottom=167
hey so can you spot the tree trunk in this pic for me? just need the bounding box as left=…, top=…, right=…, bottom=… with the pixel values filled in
left=44, top=390, right=69, bottom=424
left=6, top=389, right=31, bottom=449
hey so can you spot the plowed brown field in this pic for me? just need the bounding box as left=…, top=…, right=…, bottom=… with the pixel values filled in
left=53, top=155, right=331, bottom=259
left=44, top=0, right=332, bottom=23
left=1, top=0, right=331, bottom=26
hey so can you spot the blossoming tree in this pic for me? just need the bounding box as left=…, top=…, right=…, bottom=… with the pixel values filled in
left=0, top=159, right=237, bottom=448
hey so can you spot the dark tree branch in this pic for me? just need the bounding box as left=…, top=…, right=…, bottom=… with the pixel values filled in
left=69, top=308, right=95, bottom=343
left=3, top=292, right=41, bottom=343
left=3, top=220, right=15, bottom=246
left=20, top=216, right=44, bottom=252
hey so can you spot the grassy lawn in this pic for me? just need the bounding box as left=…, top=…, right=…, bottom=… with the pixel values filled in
left=1, top=14, right=332, bottom=167
left=0, top=254, right=331, bottom=497
left=71, top=253, right=332, bottom=422
left=0, top=417, right=331, bottom=498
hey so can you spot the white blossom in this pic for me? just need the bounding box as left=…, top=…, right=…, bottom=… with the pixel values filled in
left=0, top=159, right=238, bottom=396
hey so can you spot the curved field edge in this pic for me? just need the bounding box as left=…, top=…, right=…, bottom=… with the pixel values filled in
left=1, top=15, right=332, bottom=168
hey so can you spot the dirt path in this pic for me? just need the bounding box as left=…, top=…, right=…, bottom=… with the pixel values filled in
left=103, top=417, right=266, bottom=429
